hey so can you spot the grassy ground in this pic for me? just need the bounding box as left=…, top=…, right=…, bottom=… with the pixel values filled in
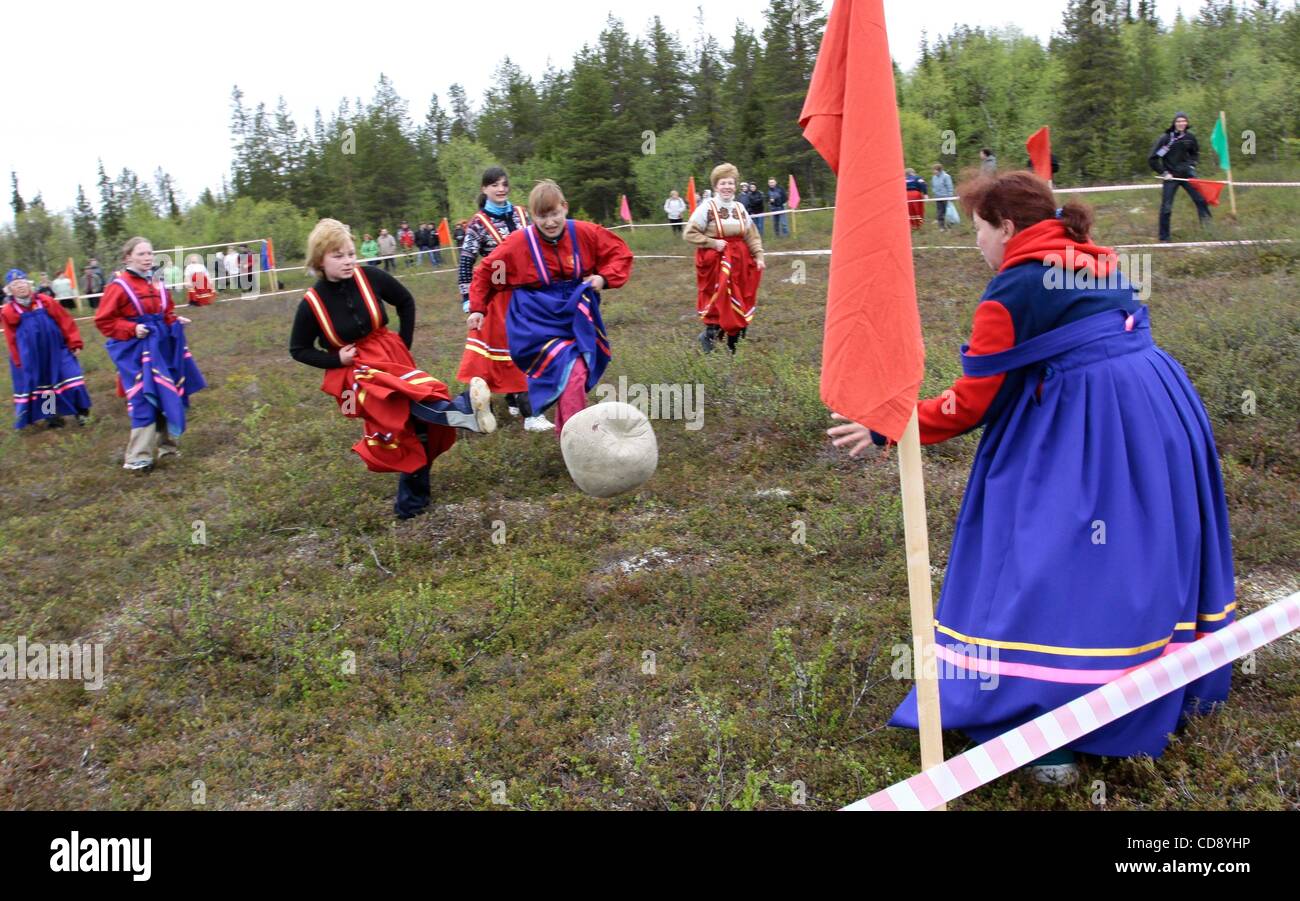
left=1, top=179, right=1297, bottom=810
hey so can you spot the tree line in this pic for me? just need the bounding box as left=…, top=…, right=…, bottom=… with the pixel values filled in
left=4, top=0, right=1297, bottom=275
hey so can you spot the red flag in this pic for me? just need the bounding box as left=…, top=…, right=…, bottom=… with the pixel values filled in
left=1026, top=126, right=1052, bottom=181
left=62, top=257, right=77, bottom=290
left=262, top=237, right=276, bottom=271
left=686, top=177, right=698, bottom=212
left=619, top=194, right=632, bottom=223
left=788, top=174, right=802, bottom=209
left=437, top=217, right=453, bottom=247
left=1187, top=178, right=1225, bottom=206
left=799, top=0, right=924, bottom=441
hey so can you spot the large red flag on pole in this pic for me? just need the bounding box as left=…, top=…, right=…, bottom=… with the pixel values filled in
left=800, top=0, right=924, bottom=442
left=686, top=176, right=698, bottom=212
left=800, top=0, right=945, bottom=795
left=1026, top=126, right=1053, bottom=182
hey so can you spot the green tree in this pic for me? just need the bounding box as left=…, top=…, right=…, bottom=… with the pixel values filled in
left=436, top=137, right=501, bottom=223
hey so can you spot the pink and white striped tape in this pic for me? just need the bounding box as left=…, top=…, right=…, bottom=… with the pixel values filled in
left=842, top=590, right=1300, bottom=811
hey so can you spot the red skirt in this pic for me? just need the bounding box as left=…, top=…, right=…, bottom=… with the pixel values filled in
left=321, top=327, right=456, bottom=473
left=456, top=292, right=528, bottom=393
left=906, top=190, right=925, bottom=231
left=694, top=237, right=761, bottom=336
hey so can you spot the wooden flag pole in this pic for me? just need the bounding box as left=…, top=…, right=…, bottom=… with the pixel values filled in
left=897, top=406, right=946, bottom=807
left=1220, top=110, right=1238, bottom=218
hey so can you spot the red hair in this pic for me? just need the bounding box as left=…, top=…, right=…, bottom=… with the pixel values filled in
left=959, top=171, right=1093, bottom=242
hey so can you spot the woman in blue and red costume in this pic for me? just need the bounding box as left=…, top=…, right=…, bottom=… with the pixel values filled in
left=3, top=268, right=92, bottom=430
left=95, top=237, right=206, bottom=472
left=456, top=166, right=552, bottom=432
left=467, top=179, right=633, bottom=439
left=829, top=172, right=1235, bottom=784
left=290, top=218, right=497, bottom=520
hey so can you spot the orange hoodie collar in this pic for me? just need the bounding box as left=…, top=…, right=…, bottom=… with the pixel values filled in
left=999, top=218, right=1118, bottom=276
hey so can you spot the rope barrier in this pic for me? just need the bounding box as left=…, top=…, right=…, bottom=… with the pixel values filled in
left=843, top=590, right=1300, bottom=811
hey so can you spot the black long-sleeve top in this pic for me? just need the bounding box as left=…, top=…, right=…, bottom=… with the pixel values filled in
left=289, top=265, right=415, bottom=369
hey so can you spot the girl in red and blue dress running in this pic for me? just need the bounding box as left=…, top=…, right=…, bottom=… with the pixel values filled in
left=3, top=268, right=92, bottom=430
left=95, top=237, right=206, bottom=472
left=468, top=180, right=633, bottom=439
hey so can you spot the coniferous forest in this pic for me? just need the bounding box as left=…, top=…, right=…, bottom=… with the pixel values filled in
left=3, top=0, right=1299, bottom=268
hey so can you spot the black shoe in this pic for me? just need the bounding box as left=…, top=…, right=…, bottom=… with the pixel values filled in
left=47, top=416, right=66, bottom=429
left=698, top=329, right=715, bottom=354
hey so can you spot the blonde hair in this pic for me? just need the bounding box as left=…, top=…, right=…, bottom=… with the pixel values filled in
left=306, top=218, right=354, bottom=274
left=710, top=163, right=740, bottom=188
left=528, top=180, right=567, bottom=217
left=121, top=236, right=151, bottom=261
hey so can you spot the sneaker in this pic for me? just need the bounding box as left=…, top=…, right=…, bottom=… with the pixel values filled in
left=523, top=415, right=554, bottom=432
left=157, top=445, right=181, bottom=459
left=698, top=329, right=715, bottom=354
left=508, top=406, right=521, bottom=417
left=468, top=376, right=496, bottom=434
left=124, top=460, right=153, bottom=472
left=1030, top=762, right=1080, bottom=785
left=1028, top=749, right=1079, bottom=785
left=75, top=414, right=90, bottom=426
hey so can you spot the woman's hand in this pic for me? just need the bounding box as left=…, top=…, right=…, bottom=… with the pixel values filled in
left=177, top=316, right=192, bottom=324
left=583, top=274, right=606, bottom=292
left=338, top=343, right=358, bottom=365
left=713, top=239, right=727, bottom=252
left=827, top=412, right=878, bottom=458
left=466, top=312, right=485, bottom=331
left=134, top=323, right=150, bottom=338
left=756, top=259, right=766, bottom=271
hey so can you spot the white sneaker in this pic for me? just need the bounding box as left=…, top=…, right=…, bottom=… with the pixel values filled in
left=1030, top=763, right=1080, bottom=785
left=523, top=415, right=554, bottom=432
left=468, top=377, right=496, bottom=434
left=507, top=406, right=521, bottom=417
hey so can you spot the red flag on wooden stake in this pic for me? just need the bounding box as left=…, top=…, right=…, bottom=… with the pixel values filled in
left=799, top=0, right=924, bottom=442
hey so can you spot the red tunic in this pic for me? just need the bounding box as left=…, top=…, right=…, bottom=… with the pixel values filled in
left=3, top=295, right=83, bottom=367
left=301, top=268, right=456, bottom=474
left=187, top=268, right=216, bottom=305
left=95, top=270, right=178, bottom=341
left=469, top=219, right=633, bottom=311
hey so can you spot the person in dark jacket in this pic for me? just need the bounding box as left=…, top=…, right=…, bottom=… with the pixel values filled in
left=766, top=177, right=788, bottom=236
left=742, top=182, right=767, bottom=235
left=1149, top=111, right=1212, bottom=242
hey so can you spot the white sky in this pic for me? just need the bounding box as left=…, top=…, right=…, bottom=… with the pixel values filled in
left=3, top=0, right=1202, bottom=222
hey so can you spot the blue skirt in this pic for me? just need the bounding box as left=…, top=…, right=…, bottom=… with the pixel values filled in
left=9, top=306, right=91, bottom=428
left=105, top=313, right=206, bottom=435
left=505, top=280, right=609, bottom=415
left=890, top=307, right=1235, bottom=757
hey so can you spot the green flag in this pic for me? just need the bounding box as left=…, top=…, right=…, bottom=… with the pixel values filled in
left=1210, top=116, right=1231, bottom=172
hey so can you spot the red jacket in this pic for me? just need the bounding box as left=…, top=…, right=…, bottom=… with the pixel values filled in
left=94, top=270, right=178, bottom=341
left=2, top=295, right=84, bottom=367
left=468, top=220, right=633, bottom=315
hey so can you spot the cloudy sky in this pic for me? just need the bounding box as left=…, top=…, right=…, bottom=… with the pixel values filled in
left=3, top=0, right=1200, bottom=222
